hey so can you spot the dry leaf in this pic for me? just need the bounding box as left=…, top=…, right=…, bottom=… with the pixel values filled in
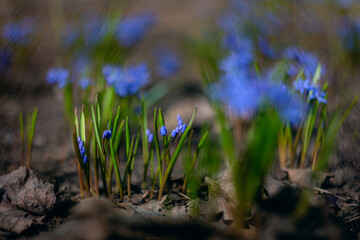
left=0, top=167, right=56, bottom=215
left=0, top=203, right=44, bottom=234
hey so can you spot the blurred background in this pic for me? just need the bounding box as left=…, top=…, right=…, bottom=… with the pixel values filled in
left=1, top=0, right=360, bottom=195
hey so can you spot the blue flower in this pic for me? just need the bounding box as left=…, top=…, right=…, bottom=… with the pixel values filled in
left=115, top=13, right=155, bottom=47
left=220, top=51, right=255, bottom=85
left=1, top=18, right=36, bottom=45
left=283, top=47, right=324, bottom=78
left=177, top=115, right=183, bottom=127
left=294, top=79, right=310, bottom=95
left=148, top=133, right=154, bottom=143
left=211, top=77, right=303, bottom=124
left=180, top=124, right=187, bottom=133
left=155, top=46, right=181, bottom=78
left=258, top=37, right=276, bottom=59
left=61, top=25, right=80, bottom=47
left=171, top=129, right=178, bottom=138
left=160, top=126, right=167, bottom=136
left=102, top=63, right=149, bottom=97
left=46, top=68, right=69, bottom=88
left=309, top=86, right=327, bottom=104
left=83, top=155, right=88, bottom=165
left=102, top=129, right=112, bottom=140
left=73, top=55, right=92, bottom=89
left=82, top=14, right=108, bottom=47
left=0, top=47, right=11, bottom=76
left=222, top=33, right=254, bottom=57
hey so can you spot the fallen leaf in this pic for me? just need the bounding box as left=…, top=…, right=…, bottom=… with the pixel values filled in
left=0, top=201, right=44, bottom=234
left=0, top=167, right=56, bottom=215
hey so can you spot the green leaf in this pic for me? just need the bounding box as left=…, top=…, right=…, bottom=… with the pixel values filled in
left=101, top=87, right=115, bottom=128
left=125, top=117, right=130, bottom=158
left=234, top=110, right=279, bottom=211
left=74, top=108, right=79, bottom=137
left=153, top=107, right=162, bottom=186
left=123, top=135, right=135, bottom=184
left=141, top=97, right=148, bottom=165
left=112, top=105, right=121, bottom=139
left=91, top=103, right=106, bottom=165
left=96, top=96, right=101, bottom=130
left=28, top=108, right=38, bottom=150
left=315, top=96, right=358, bottom=171
left=160, top=107, right=197, bottom=195
left=80, top=105, right=86, bottom=143
left=114, top=120, right=125, bottom=153
left=312, top=64, right=322, bottom=86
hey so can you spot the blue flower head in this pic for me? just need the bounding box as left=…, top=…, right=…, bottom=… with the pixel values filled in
left=0, top=47, right=11, bottom=76
left=74, top=55, right=92, bottom=89
left=155, top=46, right=181, bottom=78
left=83, top=155, right=88, bottom=165
left=61, top=25, right=80, bottom=47
left=46, top=68, right=69, bottom=88
left=294, top=79, right=311, bottom=95
left=102, top=129, right=112, bottom=140
left=180, top=124, right=187, bottom=133
left=116, top=12, right=156, bottom=47
left=1, top=18, right=36, bottom=45
left=102, top=63, right=149, bottom=97
left=148, top=133, right=154, bottom=143
left=160, top=126, right=167, bottom=136
left=211, top=76, right=303, bottom=124
left=171, top=129, right=178, bottom=138
left=283, top=47, right=324, bottom=78
left=309, top=86, right=327, bottom=104
left=177, top=119, right=183, bottom=127
left=82, top=14, right=108, bottom=47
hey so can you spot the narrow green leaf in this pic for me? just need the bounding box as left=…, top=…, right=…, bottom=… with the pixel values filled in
left=109, top=137, right=123, bottom=199
left=91, top=104, right=105, bottom=163
left=101, top=87, right=115, bottom=128
left=123, top=135, right=135, bottom=184
left=112, top=105, right=121, bottom=139
left=312, top=64, right=322, bottom=86
left=80, top=105, right=86, bottom=143
left=74, top=108, right=79, bottom=137
left=161, top=107, right=197, bottom=191
left=96, top=96, right=101, bottom=129
left=141, top=97, right=148, bottom=165
left=125, top=117, right=130, bottom=157
left=114, top=120, right=125, bottom=153
left=153, top=107, right=162, bottom=185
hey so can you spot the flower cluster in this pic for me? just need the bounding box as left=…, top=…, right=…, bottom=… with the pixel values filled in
left=1, top=18, right=36, bottom=46
left=46, top=68, right=70, bottom=88
left=294, top=79, right=327, bottom=104
left=102, top=63, right=149, bottom=97
left=78, top=137, right=88, bottom=165
left=283, top=47, right=324, bottom=79
left=154, top=46, right=181, bottom=78
left=171, top=115, right=187, bottom=138
left=115, top=13, right=156, bottom=47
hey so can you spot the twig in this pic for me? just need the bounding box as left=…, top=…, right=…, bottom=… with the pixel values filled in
left=313, top=187, right=348, bottom=201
